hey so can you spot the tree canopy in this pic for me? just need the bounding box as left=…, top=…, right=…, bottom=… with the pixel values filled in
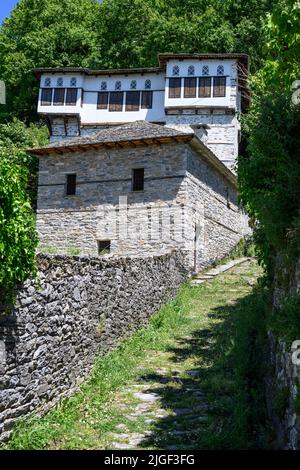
left=238, top=0, right=300, bottom=279
left=0, top=0, right=276, bottom=123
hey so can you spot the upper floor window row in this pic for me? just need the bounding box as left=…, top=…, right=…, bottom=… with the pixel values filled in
left=100, top=79, right=152, bottom=91
left=171, top=64, right=225, bottom=77
left=44, top=77, right=77, bottom=87
left=40, top=87, right=78, bottom=106
left=169, top=76, right=226, bottom=99
left=97, top=90, right=153, bottom=111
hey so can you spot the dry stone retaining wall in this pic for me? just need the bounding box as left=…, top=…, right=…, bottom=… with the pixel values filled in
left=0, top=251, right=187, bottom=443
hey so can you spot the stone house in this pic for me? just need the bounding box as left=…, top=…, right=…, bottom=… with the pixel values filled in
left=29, top=53, right=250, bottom=272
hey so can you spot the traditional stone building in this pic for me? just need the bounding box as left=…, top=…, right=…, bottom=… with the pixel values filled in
left=33, top=53, right=249, bottom=171
left=30, top=53, right=250, bottom=272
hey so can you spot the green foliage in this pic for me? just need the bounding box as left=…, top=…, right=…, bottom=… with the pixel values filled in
left=0, top=0, right=276, bottom=123
left=0, top=157, right=38, bottom=288
left=268, top=293, right=300, bottom=344
left=238, top=0, right=300, bottom=280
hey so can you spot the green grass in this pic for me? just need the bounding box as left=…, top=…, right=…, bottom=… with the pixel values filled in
left=2, top=259, right=270, bottom=450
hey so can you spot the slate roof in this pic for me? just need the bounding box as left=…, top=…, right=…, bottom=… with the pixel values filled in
left=28, top=121, right=194, bottom=155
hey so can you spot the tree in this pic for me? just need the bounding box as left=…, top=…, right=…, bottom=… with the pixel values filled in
left=0, top=154, right=38, bottom=289
left=0, top=0, right=101, bottom=122
left=238, top=0, right=300, bottom=279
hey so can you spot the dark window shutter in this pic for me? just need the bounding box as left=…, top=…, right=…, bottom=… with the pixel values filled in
left=97, top=92, right=109, bottom=109
left=41, top=88, right=53, bottom=106
left=98, top=240, right=111, bottom=255
left=66, top=88, right=78, bottom=105
left=169, top=78, right=181, bottom=98
left=109, top=92, right=123, bottom=112
left=199, top=77, right=211, bottom=98
left=184, top=77, right=196, bottom=98
left=125, top=91, right=140, bottom=111
left=141, top=91, right=153, bottom=109
left=213, top=77, right=226, bottom=97
left=132, top=168, right=144, bottom=191
left=53, top=88, right=65, bottom=105
left=66, top=174, right=77, bottom=196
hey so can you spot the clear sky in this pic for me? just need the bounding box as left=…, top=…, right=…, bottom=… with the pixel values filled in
left=0, top=0, right=104, bottom=24
left=0, top=0, right=19, bottom=23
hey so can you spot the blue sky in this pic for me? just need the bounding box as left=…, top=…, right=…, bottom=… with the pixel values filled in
left=0, top=0, right=19, bottom=23
left=0, top=0, right=103, bottom=24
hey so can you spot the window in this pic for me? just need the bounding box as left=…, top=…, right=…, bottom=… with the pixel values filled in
left=57, top=77, right=63, bottom=87
left=70, top=77, right=77, bottom=87
left=41, top=88, right=53, bottom=106
left=66, top=88, right=77, bottom=105
left=132, top=168, right=144, bottom=191
left=44, top=77, right=51, bottom=87
left=217, top=65, right=224, bottom=76
left=202, top=65, right=209, bottom=76
left=126, top=91, right=140, bottom=111
left=97, top=92, right=109, bottom=109
left=115, top=81, right=122, bottom=91
left=145, top=79, right=151, bottom=89
left=66, top=174, right=77, bottom=196
left=199, top=77, right=211, bottom=98
left=53, top=88, right=65, bottom=105
left=98, top=240, right=111, bottom=255
left=213, top=76, right=226, bottom=97
left=109, top=91, right=123, bottom=111
left=141, top=91, right=153, bottom=109
left=172, top=65, right=180, bottom=76
left=101, top=81, right=107, bottom=91
left=169, top=78, right=181, bottom=98
left=188, top=65, right=195, bottom=76
left=184, top=77, right=196, bottom=98
left=130, top=80, right=137, bottom=90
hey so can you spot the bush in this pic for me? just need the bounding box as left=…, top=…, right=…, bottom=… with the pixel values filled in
left=0, top=157, right=38, bottom=289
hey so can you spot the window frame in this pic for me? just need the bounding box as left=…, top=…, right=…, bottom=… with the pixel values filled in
left=65, top=174, right=77, bottom=196
left=168, top=78, right=181, bottom=99
left=65, top=88, right=78, bottom=106
left=98, top=240, right=111, bottom=255
left=184, top=77, right=197, bottom=98
left=109, top=91, right=124, bottom=112
left=213, top=76, right=226, bottom=97
left=132, top=168, right=145, bottom=192
left=53, top=88, right=66, bottom=106
left=198, top=77, right=212, bottom=98
left=97, top=91, right=109, bottom=109
left=125, top=91, right=140, bottom=111
left=40, top=88, right=53, bottom=106
left=141, top=90, right=153, bottom=109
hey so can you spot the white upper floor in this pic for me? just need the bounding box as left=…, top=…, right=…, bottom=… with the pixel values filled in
left=34, top=53, right=249, bottom=126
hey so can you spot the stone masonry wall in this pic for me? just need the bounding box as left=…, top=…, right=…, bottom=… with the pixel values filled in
left=265, top=256, right=300, bottom=449
left=37, top=141, right=244, bottom=271
left=0, top=251, right=187, bottom=443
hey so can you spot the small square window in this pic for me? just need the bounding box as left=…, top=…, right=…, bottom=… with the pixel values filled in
left=132, top=168, right=144, bottom=191
left=98, top=240, right=111, bottom=255
left=66, top=174, right=77, bottom=196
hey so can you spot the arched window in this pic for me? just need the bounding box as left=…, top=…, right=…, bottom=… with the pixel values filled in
left=145, top=79, right=151, bottom=90
left=115, top=81, right=122, bottom=91
left=57, top=77, right=63, bottom=87
left=130, top=80, right=137, bottom=90
left=188, top=65, right=195, bottom=76
left=101, top=81, right=107, bottom=91
left=70, top=77, right=77, bottom=87
left=217, top=65, right=224, bottom=76
left=202, top=65, right=209, bottom=76
left=44, top=77, right=51, bottom=87
left=172, top=65, right=180, bottom=76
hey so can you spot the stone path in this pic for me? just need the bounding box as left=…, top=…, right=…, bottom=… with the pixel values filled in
left=191, top=257, right=251, bottom=286
left=104, top=257, right=259, bottom=450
